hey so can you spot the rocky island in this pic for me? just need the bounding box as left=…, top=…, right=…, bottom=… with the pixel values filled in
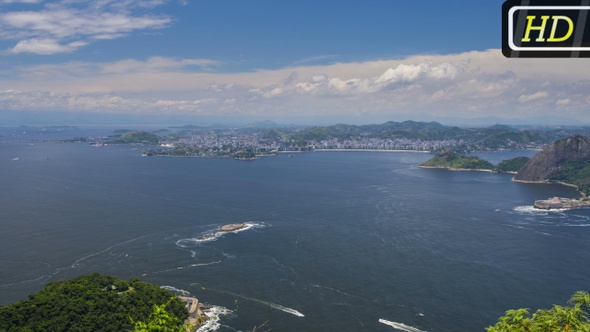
left=195, top=223, right=250, bottom=242
left=534, top=197, right=590, bottom=210
left=220, top=223, right=248, bottom=232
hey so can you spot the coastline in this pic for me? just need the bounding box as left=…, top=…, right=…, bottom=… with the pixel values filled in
left=418, top=165, right=495, bottom=173
left=512, top=178, right=580, bottom=190
left=312, top=149, right=430, bottom=153
left=144, top=149, right=429, bottom=159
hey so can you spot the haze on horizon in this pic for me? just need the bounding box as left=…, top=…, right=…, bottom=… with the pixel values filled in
left=0, top=0, right=589, bottom=127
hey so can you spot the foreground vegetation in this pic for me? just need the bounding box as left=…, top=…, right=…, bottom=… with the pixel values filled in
left=0, top=273, right=187, bottom=332
left=487, top=291, right=590, bottom=331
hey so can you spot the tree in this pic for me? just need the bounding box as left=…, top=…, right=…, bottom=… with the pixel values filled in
left=133, top=299, right=192, bottom=332
left=487, top=291, right=590, bottom=332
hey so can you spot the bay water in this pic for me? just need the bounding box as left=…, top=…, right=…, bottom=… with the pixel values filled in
left=1, top=143, right=588, bottom=331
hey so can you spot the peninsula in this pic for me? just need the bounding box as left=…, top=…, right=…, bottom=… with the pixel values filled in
left=512, top=135, right=590, bottom=210
left=514, top=135, right=590, bottom=195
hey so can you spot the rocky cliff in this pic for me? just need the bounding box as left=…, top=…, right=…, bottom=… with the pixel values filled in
left=514, top=135, right=590, bottom=183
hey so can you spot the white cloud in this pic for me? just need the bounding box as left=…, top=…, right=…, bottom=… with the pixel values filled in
left=100, top=57, right=220, bottom=74
left=0, top=1, right=171, bottom=54
left=0, top=0, right=42, bottom=3
left=2, top=50, right=590, bottom=122
left=518, top=91, right=549, bottom=103
left=10, top=38, right=87, bottom=55
left=373, top=62, right=457, bottom=88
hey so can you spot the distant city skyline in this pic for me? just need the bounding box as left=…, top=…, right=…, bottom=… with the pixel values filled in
left=0, top=0, right=589, bottom=126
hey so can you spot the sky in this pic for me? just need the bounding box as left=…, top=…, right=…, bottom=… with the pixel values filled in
left=0, top=0, right=589, bottom=126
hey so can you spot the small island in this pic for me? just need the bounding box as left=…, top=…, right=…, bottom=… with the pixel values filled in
left=419, top=148, right=529, bottom=173
left=196, top=223, right=251, bottom=242
left=220, top=223, right=248, bottom=232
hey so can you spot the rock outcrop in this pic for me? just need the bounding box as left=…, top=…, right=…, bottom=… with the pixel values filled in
left=514, top=135, right=590, bottom=182
left=534, top=197, right=590, bottom=210
left=220, top=223, right=247, bottom=232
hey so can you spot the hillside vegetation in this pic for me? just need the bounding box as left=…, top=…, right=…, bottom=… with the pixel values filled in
left=495, top=157, right=530, bottom=173
left=515, top=135, right=590, bottom=194
left=0, top=273, right=187, bottom=332
left=420, top=149, right=494, bottom=170
left=111, top=131, right=160, bottom=145
left=487, top=291, right=590, bottom=332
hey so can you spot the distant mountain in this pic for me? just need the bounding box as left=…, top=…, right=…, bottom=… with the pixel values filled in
left=514, top=135, right=590, bottom=193
left=243, top=120, right=280, bottom=128
left=288, top=120, right=563, bottom=150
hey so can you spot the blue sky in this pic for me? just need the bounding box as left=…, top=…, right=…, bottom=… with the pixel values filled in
left=0, top=0, right=588, bottom=125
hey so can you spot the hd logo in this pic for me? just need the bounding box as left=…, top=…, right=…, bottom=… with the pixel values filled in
left=503, top=0, right=590, bottom=57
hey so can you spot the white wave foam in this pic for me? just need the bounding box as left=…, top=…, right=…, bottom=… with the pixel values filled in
left=210, top=288, right=304, bottom=317
left=263, top=301, right=305, bottom=317
left=196, top=305, right=232, bottom=332
left=160, top=285, right=192, bottom=296
left=379, top=319, right=426, bottom=332
left=143, top=260, right=222, bottom=276
left=71, top=234, right=149, bottom=268
left=176, top=222, right=266, bottom=247
left=513, top=205, right=568, bottom=214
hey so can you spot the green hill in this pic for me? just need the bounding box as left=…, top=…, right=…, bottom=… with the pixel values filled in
left=495, top=156, right=530, bottom=173
left=420, top=149, right=495, bottom=170
left=111, top=131, right=160, bottom=145
left=0, top=273, right=187, bottom=332
left=515, top=135, right=590, bottom=194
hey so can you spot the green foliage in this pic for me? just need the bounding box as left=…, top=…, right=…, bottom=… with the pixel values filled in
left=495, top=157, right=530, bottom=173
left=487, top=291, right=590, bottom=332
left=421, top=149, right=495, bottom=170
left=111, top=131, right=160, bottom=145
left=0, top=273, right=188, bottom=332
left=133, top=300, right=192, bottom=332
left=549, top=160, right=590, bottom=195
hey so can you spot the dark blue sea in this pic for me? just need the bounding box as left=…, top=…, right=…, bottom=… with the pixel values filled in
left=1, top=141, right=589, bottom=331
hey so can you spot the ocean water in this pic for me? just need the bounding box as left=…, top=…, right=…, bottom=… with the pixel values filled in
left=1, top=143, right=588, bottom=331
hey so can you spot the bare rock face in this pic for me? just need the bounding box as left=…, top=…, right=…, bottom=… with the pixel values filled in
left=220, top=223, right=247, bottom=232
left=514, top=135, right=590, bottom=182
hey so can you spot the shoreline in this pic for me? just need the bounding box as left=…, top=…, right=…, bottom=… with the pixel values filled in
left=512, top=178, right=580, bottom=190
left=418, top=165, right=495, bottom=173
left=312, top=149, right=430, bottom=153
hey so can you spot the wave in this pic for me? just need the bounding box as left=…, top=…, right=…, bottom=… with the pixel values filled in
left=207, top=288, right=304, bottom=317
left=379, top=319, right=426, bottom=332
left=513, top=205, right=570, bottom=214
left=176, top=222, right=266, bottom=247
left=196, top=305, right=233, bottom=332
left=71, top=234, right=150, bottom=268
left=160, top=285, right=192, bottom=296
left=143, top=261, right=222, bottom=276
